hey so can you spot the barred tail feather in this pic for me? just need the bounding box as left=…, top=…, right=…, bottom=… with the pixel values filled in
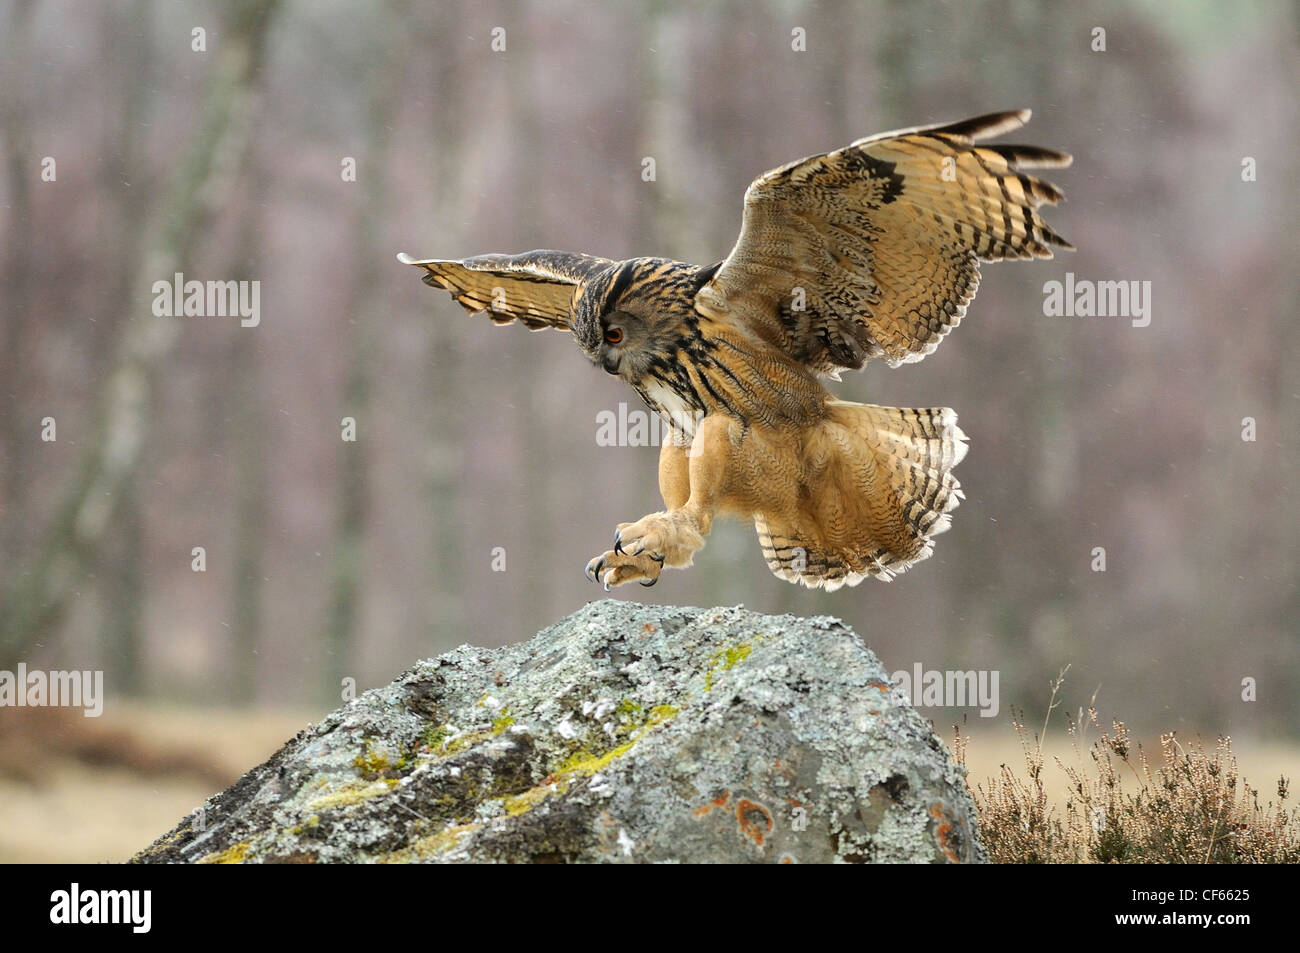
left=756, top=400, right=967, bottom=591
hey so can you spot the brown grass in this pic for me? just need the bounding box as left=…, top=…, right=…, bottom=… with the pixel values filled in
left=955, top=669, right=1300, bottom=863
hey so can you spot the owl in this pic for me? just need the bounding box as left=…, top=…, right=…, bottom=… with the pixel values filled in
left=400, top=110, right=1071, bottom=591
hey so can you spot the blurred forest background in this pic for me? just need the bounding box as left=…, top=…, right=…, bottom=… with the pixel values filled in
left=0, top=0, right=1296, bottom=860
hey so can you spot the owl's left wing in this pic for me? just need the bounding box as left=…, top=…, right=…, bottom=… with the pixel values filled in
left=695, top=109, right=1072, bottom=374
left=398, top=249, right=614, bottom=330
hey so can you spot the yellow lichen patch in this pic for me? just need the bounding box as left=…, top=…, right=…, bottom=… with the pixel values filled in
left=498, top=703, right=682, bottom=819
left=286, top=814, right=321, bottom=836
left=420, top=709, right=513, bottom=759
left=615, top=698, right=644, bottom=723
left=724, top=644, right=753, bottom=668
left=353, top=749, right=392, bottom=779
left=306, top=779, right=395, bottom=812
left=555, top=704, right=680, bottom=778
left=197, top=841, right=251, bottom=864
left=647, top=704, right=678, bottom=724
left=704, top=636, right=764, bottom=690
left=555, top=740, right=637, bottom=778
left=503, top=779, right=570, bottom=817
left=613, top=699, right=680, bottom=738
left=425, top=727, right=495, bottom=759
left=422, top=714, right=513, bottom=759
left=354, top=737, right=411, bottom=779
left=379, top=823, right=483, bottom=863
left=423, top=723, right=451, bottom=750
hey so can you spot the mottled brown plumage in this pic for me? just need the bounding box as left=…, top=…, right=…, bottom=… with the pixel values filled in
left=400, top=110, right=1071, bottom=590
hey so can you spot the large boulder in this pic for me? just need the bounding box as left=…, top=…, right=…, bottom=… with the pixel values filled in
left=134, top=601, right=984, bottom=863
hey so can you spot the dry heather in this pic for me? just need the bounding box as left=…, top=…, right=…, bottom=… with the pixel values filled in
left=955, top=671, right=1299, bottom=864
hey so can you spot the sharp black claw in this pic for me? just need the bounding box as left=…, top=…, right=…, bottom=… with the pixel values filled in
left=639, top=576, right=658, bottom=588
left=586, top=557, right=604, bottom=583
left=614, top=532, right=624, bottom=556
left=650, top=552, right=665, bottom=564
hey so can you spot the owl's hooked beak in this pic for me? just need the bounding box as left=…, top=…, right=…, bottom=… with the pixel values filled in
left=601, top=352, right=620, bottom=376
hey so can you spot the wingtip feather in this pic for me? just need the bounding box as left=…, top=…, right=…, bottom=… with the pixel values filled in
left=935, top=108, right=1033, bottom=141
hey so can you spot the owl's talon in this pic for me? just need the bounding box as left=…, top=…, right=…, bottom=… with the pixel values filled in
left=585, top=547, right=664, bottom=589
left=589, top=512, right=685, bottom=587
left=608, top=513, right=684, bottom=566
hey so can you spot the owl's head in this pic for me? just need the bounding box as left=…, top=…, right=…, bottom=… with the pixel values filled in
left=571, top=257, right=715, bottom=383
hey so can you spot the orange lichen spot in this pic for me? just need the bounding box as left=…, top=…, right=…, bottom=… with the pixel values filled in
left=779, top=854, right=796, bottom=864
left=693, top=790, right=732, bottom=818
left=736, top=798, right=774, bottom=847
left=929, top=800, right=960, bottom=863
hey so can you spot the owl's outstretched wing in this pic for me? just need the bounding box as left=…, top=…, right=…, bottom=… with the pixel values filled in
left=398, top=249, right=614, bottom=330
left=695, top=109, right=1072, bottom=374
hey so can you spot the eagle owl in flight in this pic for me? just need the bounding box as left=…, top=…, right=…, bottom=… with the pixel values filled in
left=400, top=110, right=1071, bottom=591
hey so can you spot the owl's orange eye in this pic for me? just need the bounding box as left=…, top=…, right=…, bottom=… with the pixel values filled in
left=604, top=327, right=624, bottom=344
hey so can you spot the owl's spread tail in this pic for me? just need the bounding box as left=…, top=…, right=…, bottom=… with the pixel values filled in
left=755, top=400, right=967, bottom=590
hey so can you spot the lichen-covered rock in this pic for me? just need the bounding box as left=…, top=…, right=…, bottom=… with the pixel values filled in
left=133, top=601, right=985, bottom=863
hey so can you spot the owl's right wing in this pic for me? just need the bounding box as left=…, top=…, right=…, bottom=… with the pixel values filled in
left=695, top=109, right=1072, bottom=375
left=398, top=249, right=614, bottom=330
